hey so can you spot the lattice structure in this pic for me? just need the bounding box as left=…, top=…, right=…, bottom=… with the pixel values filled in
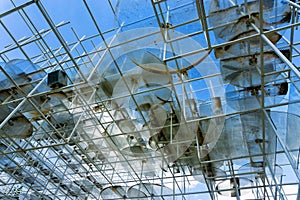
left=0, top=0, right=300, bottom=199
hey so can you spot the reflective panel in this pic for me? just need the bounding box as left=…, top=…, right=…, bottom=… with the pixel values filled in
left=216, top=178, right=253, bottom=198
left=127, top=183, right=173, bottom=200
left=0, top=0, right=298, bottom=199
left=105, top=119, right=153, bottom=157
left=209, top=0, right=290, bottom=43
left=220, top=51, right=286, bottom=88
left=240, top=110, right=276, bottom=163
left=207, top=115, right=249, bottom=164
left=100, top=186, right=127, bottom=199
left=0, top=59, right=46, bottom=90
left=238, top=162, right=283, bottom=181
left=0, top=114, right=33, bottom=139
left=226, top=81, right=288, bottom=111
left=270, top=111, right=300, bottom=164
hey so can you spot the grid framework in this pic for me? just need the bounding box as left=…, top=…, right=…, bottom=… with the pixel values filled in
left=0, top=0, right=300, bottom=199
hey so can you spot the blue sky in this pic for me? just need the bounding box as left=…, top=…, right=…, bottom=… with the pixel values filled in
left=0, top=0, right=299, bottom=199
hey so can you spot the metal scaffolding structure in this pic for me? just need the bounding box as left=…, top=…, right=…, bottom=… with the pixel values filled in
left=0, top=0, right=300, bottom=199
